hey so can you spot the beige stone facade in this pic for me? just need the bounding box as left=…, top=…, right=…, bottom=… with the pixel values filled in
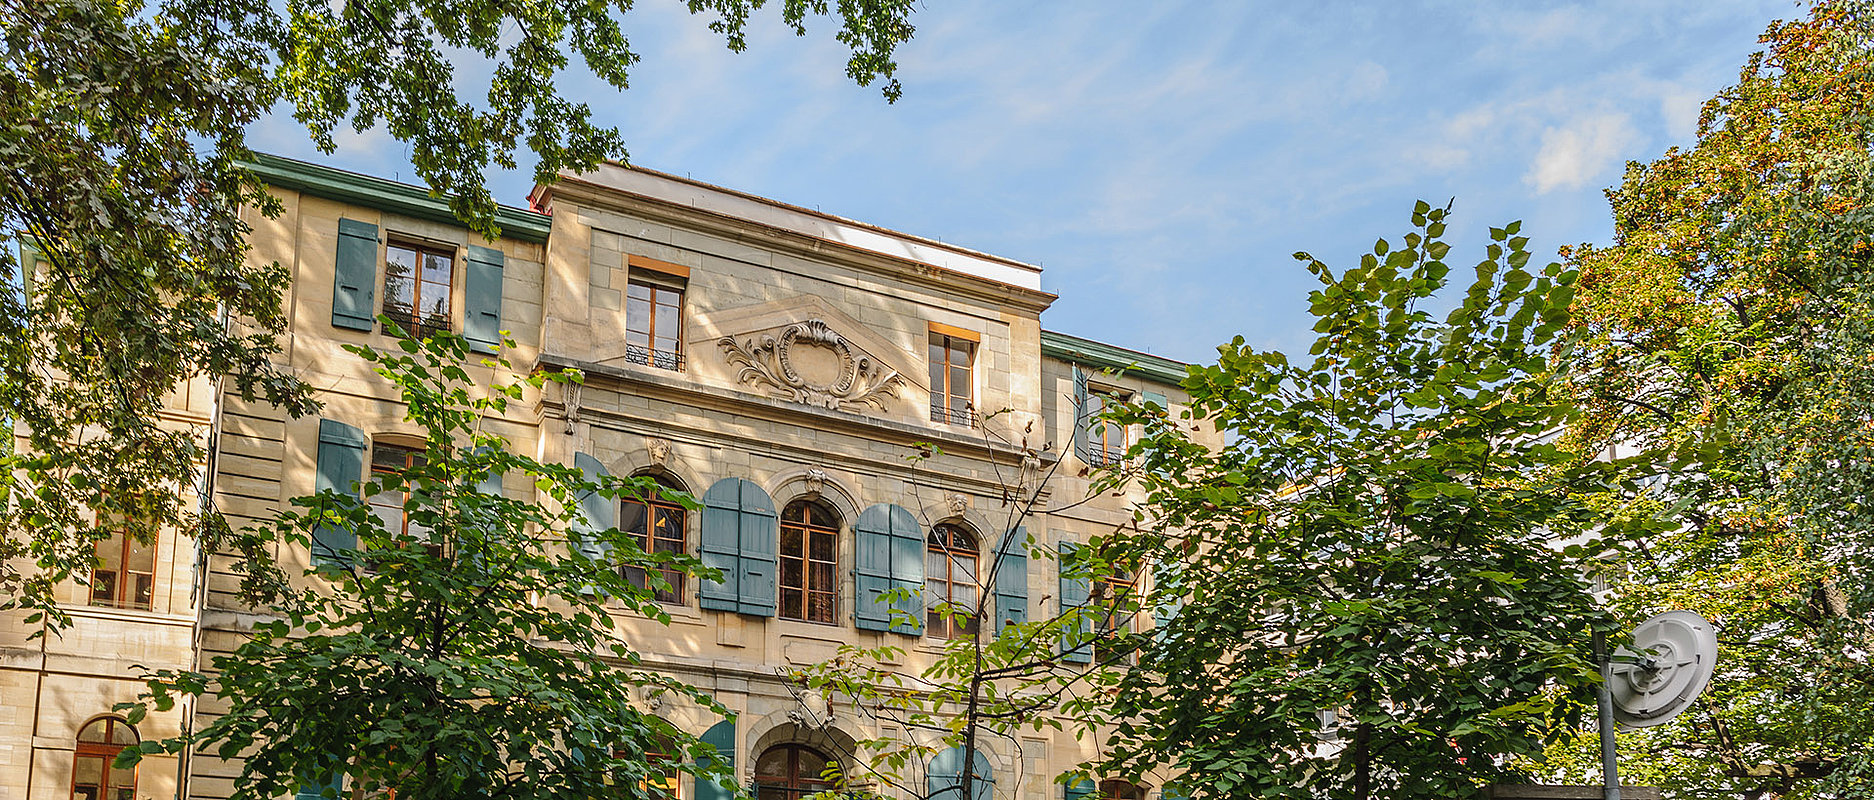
left=1, top=155, right=1205, bottom=800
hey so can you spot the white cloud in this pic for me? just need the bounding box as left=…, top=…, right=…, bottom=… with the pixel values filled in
left=1526, top=112, right=1639, bottom=193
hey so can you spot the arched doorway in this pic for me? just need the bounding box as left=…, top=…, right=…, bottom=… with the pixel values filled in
left=753, top=743, right=840, bottom=800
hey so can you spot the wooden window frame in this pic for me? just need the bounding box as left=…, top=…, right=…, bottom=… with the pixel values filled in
left=1093, top=566, right=1138, bottom=664
left=626, top=274, right=686, bottom=371
left=71, top=716, right=138, bottom=800
left=622, top=478, right=688, bottom=605
left=382, top=241, right=456, bottom=338
left=929, top=331, right=977, bottom=427
left=1085, top=386, right=1131, bottom=467
left=779, top=500, right=840, bottom=624
left=925, top=523, right=980, bottom=639
left=368, top=441, right=436, bottom=562
left=754, top=743, right=840, bottom=800
left=89, top=526, right=155, bottom=612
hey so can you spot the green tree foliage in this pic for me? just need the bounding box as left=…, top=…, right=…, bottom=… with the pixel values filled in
left=0, top=0, right=916, bottom=626
left=1090, top=205, right=1654, bottom=800
left=1557, top=2, right=1874, bottom=795
left=118, top=329, right=726, bottom=800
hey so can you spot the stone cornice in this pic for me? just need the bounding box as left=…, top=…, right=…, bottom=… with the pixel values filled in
left=538, top=177, right=1058, bottom=315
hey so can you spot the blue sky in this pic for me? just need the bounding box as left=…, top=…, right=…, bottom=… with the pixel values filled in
left=253, top=0, right=1797, bottom=364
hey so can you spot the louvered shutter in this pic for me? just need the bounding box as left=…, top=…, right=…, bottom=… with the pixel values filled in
left=1071, top=366, right=1092, bottom=462
left=333, top=219, right=378, bottom=331
left=1153, top=561, right=1184, bottom=647
left=693, top=719, right=736, bottom=800
left=993, top=526, right=1028, bottom=634
left=463, top=244, right=505, bottom=353
left=1058, top=541, right=1093, bottom=664
left=572, top=452, right=615, bottom=561
left=312, top=419, right=366, bottom=568
left=294, top=771, right=343, bottom=800
left=700, top=479, right=776, bottom=616
left=1064, top=775, right=1095, bottom=800
left=928, top=746, right=994, bottom=800
left=854, top=504, right=923, bottom=634
left=1141, top=390, right=1168, bottom=411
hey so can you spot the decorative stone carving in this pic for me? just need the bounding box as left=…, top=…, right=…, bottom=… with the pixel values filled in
left=946, top=492, right=969, bottom=517
left=719, top=319, right=908, bottom=412
left=788, top=689, right=832, bottom=729
left=646, top=437, right=671, bottom=465
left=562, top=380, right=583, bottom=435
left=804, top=468, right=828, bottom=498
left=638, top=684, right=667, bottom=712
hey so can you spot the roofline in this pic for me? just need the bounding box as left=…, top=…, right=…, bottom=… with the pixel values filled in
left=1041, top=330, right=1189, bottom=385
left=534, top=162, right=1046, bottom=293
left=244, top=153, right=553, bottom=244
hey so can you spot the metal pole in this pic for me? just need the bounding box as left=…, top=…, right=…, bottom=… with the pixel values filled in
left=1595, top=631, right=1622, bottom=800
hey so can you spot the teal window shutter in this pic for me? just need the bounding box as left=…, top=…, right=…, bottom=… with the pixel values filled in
left=1064, top=775, right=1095, bottom=800
left=993, top=527, right=1028, bottom=634
left=853, top=504, right=923, bottom=634
left=1153, top=561, right=1184, bottom=648
left=572, top=452, right=616, bottom=562
left=700, top=479, right=776, bottom=616
left=928, top=746, right=995, bottom=800
left=333, top=219, right=378, bottom=331
left=1141, top=390, right=1168, bottom=412
left=1058, top=541, right=1093, bottom=664
left=294, top=771, right=343, bottom=800
left=693, top=719, right=736, bottom=800
left=312, top=419, right=366, bottom=568
left=1071, top=367, right=1092, bottom=462
left=463, top=244, right=505, bottom=353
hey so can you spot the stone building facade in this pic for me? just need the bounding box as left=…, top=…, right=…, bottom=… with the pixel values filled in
left=0, top=154, right=1203, bottom=800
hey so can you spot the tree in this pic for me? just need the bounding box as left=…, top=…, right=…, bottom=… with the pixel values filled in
left=1, top=0, right=917, bottom=627
left=119, top=328, right=729, bottom=800
left=1554, top=2, right=1874, bottom=796
left=1084, top=204, right=1655, bottom=799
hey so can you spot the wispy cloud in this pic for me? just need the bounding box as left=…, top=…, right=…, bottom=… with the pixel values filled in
left=1526, top=112, right=1640, bottom=194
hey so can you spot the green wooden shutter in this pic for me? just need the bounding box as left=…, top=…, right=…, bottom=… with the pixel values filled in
left=1071, top=366, right=1092, bottom=462
left=693, top=719, right=736, bottom=800
left=699, top=479, right=776, bottom=616
left=854, top=504, right=922, bottom=634
left=333, top=219, right=378, bottom=331
left=463, top=244, right=505, bottom=353
left=993, top=526, right=1028, bottom=634
left=1064, top=775, right=1095, bottom=800
left=1141, top=390, right=1168, bottom=410
left=735, top=480, right=778, bottom=616
left=572, top=452, right=615, bottom=562
left=294, top=771, right=343, bottom=800
left=1058, top=541, right=1093, bottom=664
left=928, top=746, right=994, bottom=800
left=312, top=419, right=366, bottom=568
left=1153, top=561, right=1184, bottom=647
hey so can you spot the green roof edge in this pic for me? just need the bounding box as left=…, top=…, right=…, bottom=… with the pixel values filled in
left=243, top=153, right=553, bottom=244
left=1041, top=330, right=1189, bottom=385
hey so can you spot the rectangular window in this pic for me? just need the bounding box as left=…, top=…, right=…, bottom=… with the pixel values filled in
left=929, top=332, right=976, bottom=426
left=89, top=527, right=156, bottom=611
left=626, top=275, right=685, bottom=371
left=779, top=502, right=839, bottom=624
left=383, top=242, right=454, bottom=337
left=1093, top=567, right=1137, bottom=664
left=1085, top=388, right=1129, bottom=467
left=367, top=442, right=435, bottom=560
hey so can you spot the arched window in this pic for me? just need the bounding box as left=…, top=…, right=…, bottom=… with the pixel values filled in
left=926, top=524, right=980, bottom=639
left=71, top=717, right=137, bottom=800
left=779, top=500, right=839, bottom=623
left=622, top=474, right=688, bottom=604
left=753, top=743, right=839, bottom=800
left=1099, top=779, right=1143, bottom=800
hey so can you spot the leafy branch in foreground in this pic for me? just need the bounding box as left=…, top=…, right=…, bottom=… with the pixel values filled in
left=117, top=328, right=728, bottom=800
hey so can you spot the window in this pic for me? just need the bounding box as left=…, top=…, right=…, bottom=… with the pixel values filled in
left=925, top=524, right=980, bottom=639
left=1099, top=780, right=1143, bottom=800
left=626, top=277, right=684, bottom=371
left=383, top=242, right=454, bottom=337
left=622, top=476, right=688, bottom=604
left=1084, top=388, right=1129, bottom=467
left=1093, top=566, right=1137, bottom=664
left=89, top=527, right=155, bottom=611
left=367, top=441, right=434, bottom=559
left=929, top=332, right=976, bottom=426
left=754, top=744, right=840, bottom=800
left=71, top=717, right=137, bottom=800
left=779, top=500, right=839, bottom=624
